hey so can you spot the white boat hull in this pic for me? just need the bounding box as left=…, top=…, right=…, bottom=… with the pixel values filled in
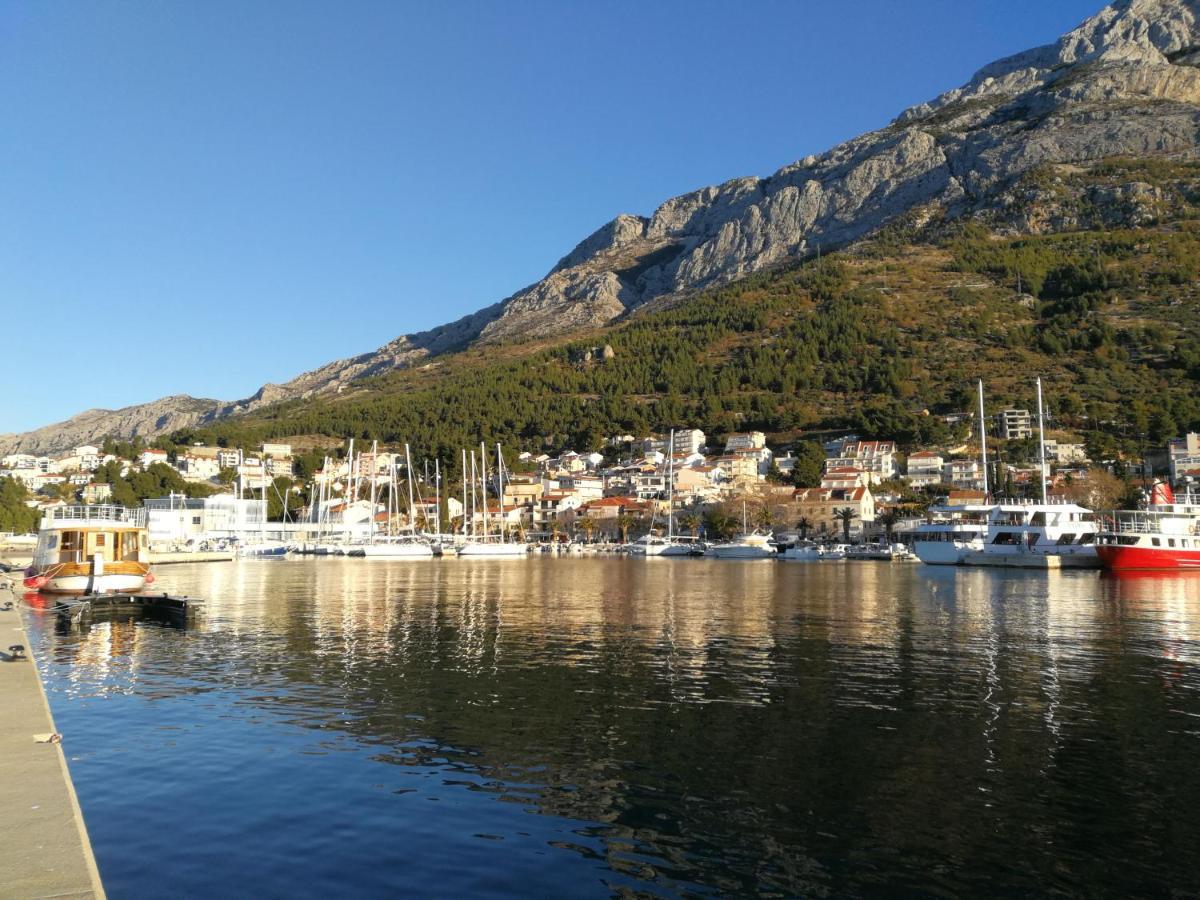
left=780, top=547, right=821, bottom=561
left=457, top=542, right=529, bottom=558
left=355, top=543, right=435, bottom=558
left=707, top=546, right=775, bottom=559
left=41, top=573, right=147, bottom=594
left=913, top=541, right=981, bottom=565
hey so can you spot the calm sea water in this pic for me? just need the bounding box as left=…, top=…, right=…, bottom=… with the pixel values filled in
left=24, top=558, right=1200, bottom=898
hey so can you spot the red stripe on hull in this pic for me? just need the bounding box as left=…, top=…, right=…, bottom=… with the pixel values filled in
left=1097, top=545, right=1200, bottom=570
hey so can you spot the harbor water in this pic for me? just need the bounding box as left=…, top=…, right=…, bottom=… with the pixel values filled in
left=25, top=558, right=1200, bottom=897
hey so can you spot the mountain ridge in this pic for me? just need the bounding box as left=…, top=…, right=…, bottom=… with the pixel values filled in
left=5, top=0, right=1200, bottom=456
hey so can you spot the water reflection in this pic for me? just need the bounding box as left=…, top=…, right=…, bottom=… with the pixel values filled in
left=26, top=559, right=1200, bottom=897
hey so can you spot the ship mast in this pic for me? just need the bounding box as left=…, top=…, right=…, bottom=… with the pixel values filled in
left=978, top=379, right=989, bottom=501
left=1036, top=377, right=1048, bottom=504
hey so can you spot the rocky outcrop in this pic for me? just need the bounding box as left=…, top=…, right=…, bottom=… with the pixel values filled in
left=0, top=396, right=221, bottom=457
left=6, top=0, right=1200, bottom=454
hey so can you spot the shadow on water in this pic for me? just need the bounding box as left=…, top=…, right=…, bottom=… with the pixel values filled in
left=25, top=558, right=1200, bottom=897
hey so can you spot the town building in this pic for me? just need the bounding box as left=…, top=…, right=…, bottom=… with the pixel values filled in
left=826, top=440, right=897, bottom=484
left=943, top=459, right=985, bottom=490
left=792, top=485, right=875, bottom=537
left=996, top=409, right=1033, bottom=440
left=905, top=451, right=945, bottom=487
left=1169, top=433, right=1200, bottom=483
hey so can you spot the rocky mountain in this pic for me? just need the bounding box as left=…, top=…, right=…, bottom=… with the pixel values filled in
left=5, top=0, right=1200, bottom=456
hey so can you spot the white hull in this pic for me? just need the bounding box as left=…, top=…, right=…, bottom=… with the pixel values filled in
left=355, top=542, right=435, bottom=558
left=913, top=541, right=981, bottom=565
left=457, top=542, right=529, bottom=558
left=43, top=573, right=147, bottom=594
left=708, top=545, right=775, bottom=559
left=779, top=547, right=821, bottom=561
left=961, top=547, right=1100, bottom=569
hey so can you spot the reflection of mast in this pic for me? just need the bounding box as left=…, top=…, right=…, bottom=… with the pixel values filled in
left=1036, top=377, right=1048, bottom=504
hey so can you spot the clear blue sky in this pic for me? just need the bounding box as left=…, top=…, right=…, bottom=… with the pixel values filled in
left=1, top=0, right=1102, bottom=433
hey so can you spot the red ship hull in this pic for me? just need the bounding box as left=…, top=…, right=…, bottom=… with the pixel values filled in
left=1097, top=545, right=1200, bottom=570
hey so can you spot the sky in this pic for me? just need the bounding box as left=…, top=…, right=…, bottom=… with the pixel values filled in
left=0, top=0, right=1104, bottom=434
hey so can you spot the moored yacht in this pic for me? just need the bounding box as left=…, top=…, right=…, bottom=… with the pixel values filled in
left=25, top=505, right=153, bottom=594
left=962, top=499, right=1100, bottom=568
left=912, top=504, right=992, bottom=565
left=1097, top=482, right=1200, bottom=570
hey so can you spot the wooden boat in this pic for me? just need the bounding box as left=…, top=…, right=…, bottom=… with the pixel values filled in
left=24, top=505, right=153, bottom=594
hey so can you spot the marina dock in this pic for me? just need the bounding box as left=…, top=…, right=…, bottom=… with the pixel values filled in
left=0, top=598, right=105, bottom=898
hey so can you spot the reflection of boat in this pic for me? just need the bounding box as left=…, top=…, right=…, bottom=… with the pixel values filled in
left=25, top=505, right=153, bottom=594
left=1097, top=482, right=1200, bottom=570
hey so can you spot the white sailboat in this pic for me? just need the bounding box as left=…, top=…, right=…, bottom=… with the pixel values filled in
left=457, top=443, right=528, bottom=558
left=631, top=430, right=700, bottom=557
left=353, top=444, right=434, bottom=558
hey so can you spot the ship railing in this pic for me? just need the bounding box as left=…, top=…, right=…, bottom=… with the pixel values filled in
left=43, top=505, right=147, bottom=527
left=1101, top=510, right=1200, bottom=536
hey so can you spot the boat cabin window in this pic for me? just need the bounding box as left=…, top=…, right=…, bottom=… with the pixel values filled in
left=60, top=531, right=83, bottom=562
left=120, top=532, right=140, bottom=560
left=47, top=534, right=58, bottom=550
left=992, top=532, right=1022, bottom=545
left=1079, top=513, right=1095, bottom=522
left=94, top=533, right=106, bottom=547
left=1056, top=533, right=1076, bottom=545
left=1169, top=539, right=1177, bottom=548
left=1152, top=538, right=1162, bottom=547
left=1030, top=512, right=1048, bottom=526
left=1078, top=533, right=1094, bottom=545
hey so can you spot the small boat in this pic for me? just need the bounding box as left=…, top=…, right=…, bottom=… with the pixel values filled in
left=457, top=540, right=529, bottom=558
left=819, top=544, right=848, bottom=560
left=779, top=543, right=821, bottom=561
left=707, top=502, right=776, bottom=559
left=25, top=505, right=154, bottom=595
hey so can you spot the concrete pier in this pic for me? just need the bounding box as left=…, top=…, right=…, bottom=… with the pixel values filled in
left=0, top=598, right=105, bottom=898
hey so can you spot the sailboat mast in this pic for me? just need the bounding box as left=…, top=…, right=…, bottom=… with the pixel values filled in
left=405, top=444, right=416, bottom=533
left=978, top=379, right=989, bottom=501
left=667, top=430, right=675, bottom=540
left=435, top=458, right=441, bottom=538
left=462, top=449, right=469, bottom=537
left=472, top=441, right=482, bottom=540
left=1036, top=377, right=1048, bottom=504
left=496, top=443, right=505, bottom=543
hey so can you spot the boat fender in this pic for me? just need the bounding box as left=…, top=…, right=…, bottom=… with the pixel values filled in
left=144, top=572, right=156, bottom=585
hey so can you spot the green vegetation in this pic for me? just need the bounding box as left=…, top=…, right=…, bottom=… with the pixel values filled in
left=159, top=159, right=1200, bottom=472
left=93, top=461, right=218, bottom=506
left=0, top=477, right=39, bottom=534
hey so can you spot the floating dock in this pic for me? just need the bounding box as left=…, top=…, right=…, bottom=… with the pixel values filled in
left=0, top=597, right=106, bottom=898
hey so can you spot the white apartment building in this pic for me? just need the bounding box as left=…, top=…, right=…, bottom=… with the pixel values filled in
left=1169, top=433, right=1200, bottom=482
left=827, top=440, right=897, bottom=484
left=724, top=432, right=766, bottom=453
left=943, top=459, right=985, bottom=490
left=905, top=451, right=944, bottom=487
left=997, top=409, right=1033, bottom=440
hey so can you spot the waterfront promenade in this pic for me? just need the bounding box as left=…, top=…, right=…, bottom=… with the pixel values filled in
left=0, top=590, right=105, bottom=898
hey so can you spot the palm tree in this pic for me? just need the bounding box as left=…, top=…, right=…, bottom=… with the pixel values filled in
left=616, top=513, right=634, bottom=544
left=876, top=508, right=900, bottom=545
left=796, top=516, right=812, bottom=541
left=677, top=512, right=699, bottom=538
left=575, top=515, right=597, bottom=544
left=834, top=507, right=858, bottom=544
left=703, top=509, right=738, bottom=541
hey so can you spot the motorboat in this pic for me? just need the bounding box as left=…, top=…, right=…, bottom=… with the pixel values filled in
left=25, top=505, right=153, bottom=594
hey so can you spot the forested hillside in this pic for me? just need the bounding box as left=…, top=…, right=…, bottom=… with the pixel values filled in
left=165, top=159, right=1200, bottom=473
